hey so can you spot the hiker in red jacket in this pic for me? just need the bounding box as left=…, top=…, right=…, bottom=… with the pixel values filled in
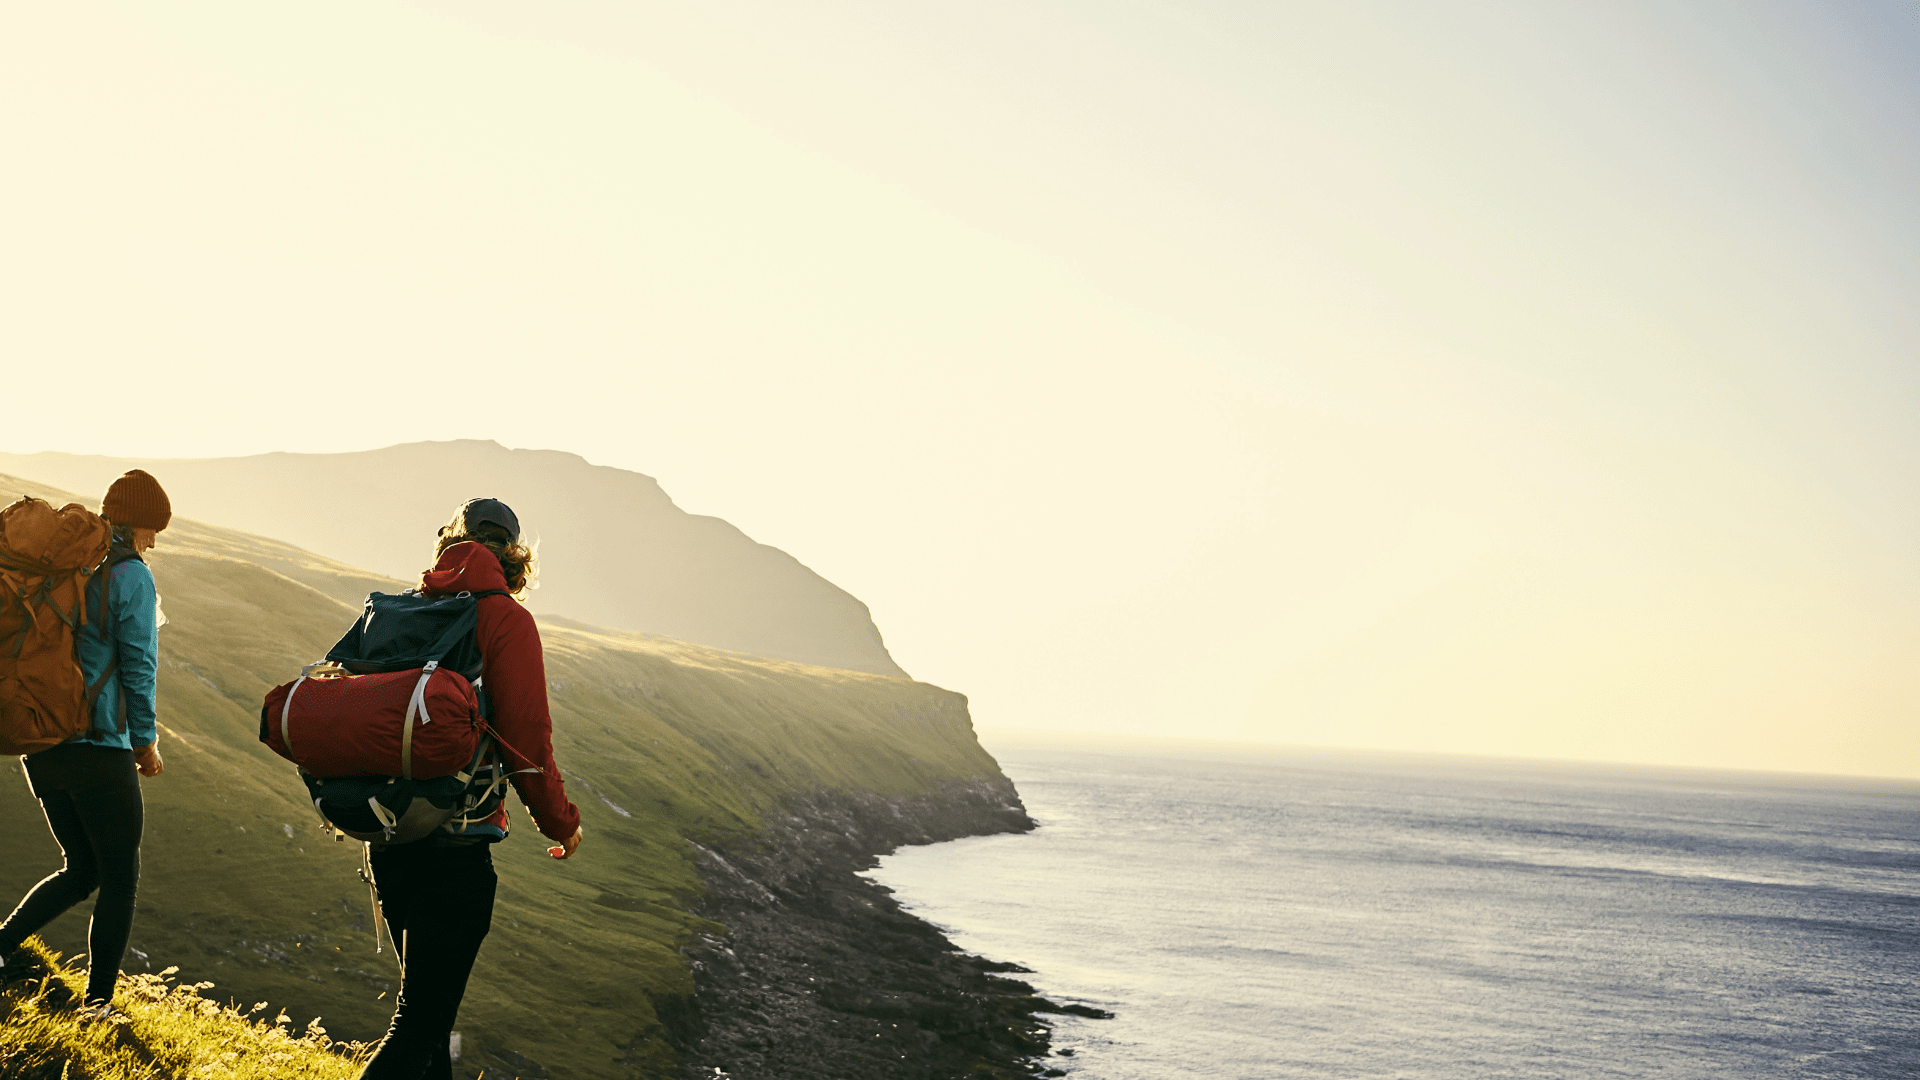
left=358, top=498, right=583, bottom=1080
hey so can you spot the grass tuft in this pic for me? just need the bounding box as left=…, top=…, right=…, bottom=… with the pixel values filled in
left=0, top=938, right=371, bottom=1080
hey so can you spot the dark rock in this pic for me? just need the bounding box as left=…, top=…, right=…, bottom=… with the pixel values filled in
left=1041, top=1002, right=1115, bottom=1020
left=678, top=778, right=1104, bottom=1080
left=653, top=991, right=707, bottom=1050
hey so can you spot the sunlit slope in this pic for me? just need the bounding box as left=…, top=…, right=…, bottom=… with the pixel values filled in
left=0, top=442, right=908, bottom=676
left=0, top=474, right=1005, bottom=1079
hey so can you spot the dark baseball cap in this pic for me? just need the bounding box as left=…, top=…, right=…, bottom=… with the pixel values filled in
left=458, top=498, right=521, bottom=543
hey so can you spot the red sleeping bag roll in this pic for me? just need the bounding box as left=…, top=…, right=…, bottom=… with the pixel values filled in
left=261, top=662, right=480, bottom=780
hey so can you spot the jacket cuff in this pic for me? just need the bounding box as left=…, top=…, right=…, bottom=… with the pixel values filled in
left=539, top=803, right=582, bottom=843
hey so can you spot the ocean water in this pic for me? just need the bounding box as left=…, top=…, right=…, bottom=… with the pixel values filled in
left=865, top=737, right=1920, bottom=1079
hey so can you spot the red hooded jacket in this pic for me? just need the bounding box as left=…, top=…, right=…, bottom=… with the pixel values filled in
left=420, top=542, right=580, bottom=843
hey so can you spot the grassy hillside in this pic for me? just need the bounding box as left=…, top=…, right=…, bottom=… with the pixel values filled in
left=0, top=474, right=1008, bottom=1079
left=0, top=939, right=365, bottom=1079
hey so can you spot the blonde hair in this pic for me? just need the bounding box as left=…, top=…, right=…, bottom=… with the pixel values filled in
left=427, top=511, right=538, bottom=600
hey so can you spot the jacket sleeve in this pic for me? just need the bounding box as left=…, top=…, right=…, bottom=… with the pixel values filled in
left=478, top=599, right=581, bottom=842
left=111, top=561, right=160, bottom=749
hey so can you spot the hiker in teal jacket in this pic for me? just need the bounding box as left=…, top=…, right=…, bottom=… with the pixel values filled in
left=72, top=519, right=162, bottom=756
left=0, top=470, right=170, bottom=1017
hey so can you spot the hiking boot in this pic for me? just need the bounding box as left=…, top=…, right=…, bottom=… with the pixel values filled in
left=75, top=1000, right=133, bottom=1025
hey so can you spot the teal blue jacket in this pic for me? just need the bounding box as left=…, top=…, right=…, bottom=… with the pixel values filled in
left=72, top=553, right=160, bottom=750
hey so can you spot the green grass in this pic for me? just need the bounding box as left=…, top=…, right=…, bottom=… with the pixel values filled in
left=0, top=474, right=1012, bottom=1080
left=0, top=937, right=368, bottom=1079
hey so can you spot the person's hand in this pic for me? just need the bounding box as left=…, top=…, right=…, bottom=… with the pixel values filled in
left=134, top=743, right=163, bottom=778
left=548, top=826, right=583, bottom=860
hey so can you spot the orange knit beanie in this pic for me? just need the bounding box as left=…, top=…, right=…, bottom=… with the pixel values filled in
left=101, top=469, right=172, bottom=532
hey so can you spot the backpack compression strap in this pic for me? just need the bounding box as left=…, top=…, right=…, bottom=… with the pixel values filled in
left=397, top=660, right=440, bottom=781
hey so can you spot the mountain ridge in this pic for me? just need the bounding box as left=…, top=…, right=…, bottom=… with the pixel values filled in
left=0, top=441, right=906, bottom=677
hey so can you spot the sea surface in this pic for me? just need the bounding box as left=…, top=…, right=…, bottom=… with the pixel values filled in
left=865, top=735, right=1920, bottom=1079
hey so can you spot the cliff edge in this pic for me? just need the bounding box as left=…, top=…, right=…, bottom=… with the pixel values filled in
left=0, top=473, right=1050, bottom=1079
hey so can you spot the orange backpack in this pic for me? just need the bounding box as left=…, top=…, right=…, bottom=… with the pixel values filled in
left=0, top=497, right=111, bottom=754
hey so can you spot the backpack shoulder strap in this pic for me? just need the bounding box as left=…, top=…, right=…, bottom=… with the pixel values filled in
left=452, top=588, right=511, bottom=683
left=88, top=546, right=143, bottom=609
left=82, top=546, right=146, bottom=734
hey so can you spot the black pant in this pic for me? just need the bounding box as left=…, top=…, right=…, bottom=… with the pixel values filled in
left=0, top=742, right=143, bottom=1005
left=358, top=841, right=497, bottom=1080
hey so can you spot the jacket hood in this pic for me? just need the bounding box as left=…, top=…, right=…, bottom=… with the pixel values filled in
left=420, top=541, right=512, bottom=596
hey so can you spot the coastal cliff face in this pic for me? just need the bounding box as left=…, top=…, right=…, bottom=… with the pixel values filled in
left=0, top=472, right=1047, bottom=1080
left=677, top=781, right=1059, bottom=1080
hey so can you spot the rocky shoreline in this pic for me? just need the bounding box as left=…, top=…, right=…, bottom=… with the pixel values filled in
left=667, top=779, right=1108, bottom=1080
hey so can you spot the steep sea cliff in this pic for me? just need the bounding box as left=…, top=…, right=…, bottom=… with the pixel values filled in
left=677, top=782, right=1106, bottom=1080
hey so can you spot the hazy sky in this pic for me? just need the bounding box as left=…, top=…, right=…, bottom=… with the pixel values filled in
left=5, top=2, right=1918, bottom=776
